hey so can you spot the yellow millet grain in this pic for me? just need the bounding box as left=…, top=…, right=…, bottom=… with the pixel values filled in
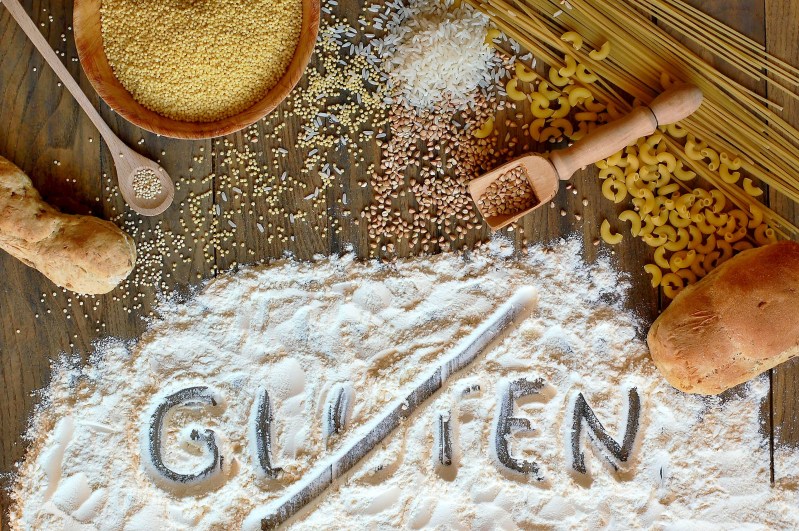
left=101, top=0, right=302, bottom=122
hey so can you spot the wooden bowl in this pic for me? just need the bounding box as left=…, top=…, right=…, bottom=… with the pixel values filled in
left=73, top=0, right=320, bottom=139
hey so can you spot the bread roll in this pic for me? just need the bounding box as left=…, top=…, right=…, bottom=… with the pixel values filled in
left=0, top=156, right=136, bottom=294
left=647, top=241, right=799, bottom=395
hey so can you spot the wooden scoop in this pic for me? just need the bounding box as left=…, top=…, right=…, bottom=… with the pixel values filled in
left=2, top=0, right=175, bottom=216
left=468, top=84, right=704, bottom=230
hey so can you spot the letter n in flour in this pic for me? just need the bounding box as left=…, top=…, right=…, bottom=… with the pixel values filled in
left=569, top=388, right=641, bottom=475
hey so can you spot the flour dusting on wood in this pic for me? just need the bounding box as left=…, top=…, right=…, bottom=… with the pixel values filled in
left=10, top=239, right=799, bottom=529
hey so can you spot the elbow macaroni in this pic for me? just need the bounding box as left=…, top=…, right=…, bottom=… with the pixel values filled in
left=551, top=97, right=571, bottom=119
left=742, top=178, right=763, bottom=196
left=619, top=210, right=642, bottom=236
left=589, top=41, right=611, bottom=60
left=531, top=93, right=554, bottom=118
left=644, top=264, right=662, bottom=288
left=515, top=63, right=537, bottom=82
left=561, top=31, right=583, bottom=50
left=473, top=116, right=494, bottom=139
left=506, top=79, right=526, bottom=101
left=576, top=64, right=598, bottom=83
left=568, top=87, right=592, bottom=107
left=600, top=219, right=623, bottom=244
left=538, top=81, right=560, bottom=100
left=549, top=66, right=571, bottom=87
left=601, top=178, right=627, bottom=203
left=558, top=55, right=578, bottom=78
left=520, top=54, right=778, bottom=299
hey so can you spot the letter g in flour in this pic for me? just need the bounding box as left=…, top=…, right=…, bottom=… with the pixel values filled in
left=143, top=386, right=226, bottom=492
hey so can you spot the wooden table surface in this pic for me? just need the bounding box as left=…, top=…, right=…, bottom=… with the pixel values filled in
left=0, top=0, right=797, bottom=528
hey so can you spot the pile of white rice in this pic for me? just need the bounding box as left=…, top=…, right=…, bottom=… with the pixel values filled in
left=373, top=0, right=500, bottom=110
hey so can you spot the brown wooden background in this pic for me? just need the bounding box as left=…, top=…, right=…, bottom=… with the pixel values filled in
left=0, top=0, right=797, bottom=528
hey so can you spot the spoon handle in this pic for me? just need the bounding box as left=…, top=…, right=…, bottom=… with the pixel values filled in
left=2, top=0, right=120, bottom=148
left=549, top=84, right=703, bottom=180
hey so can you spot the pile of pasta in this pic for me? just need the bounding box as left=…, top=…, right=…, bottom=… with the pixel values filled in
left=468, top=0, right=793, bottom=299
left=595, top=126, right=775, bottom=299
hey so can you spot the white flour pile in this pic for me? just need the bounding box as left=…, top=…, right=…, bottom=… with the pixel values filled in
left=375, top=0, right=500, bottom=110
left=10, top=238, right=799, bottom=529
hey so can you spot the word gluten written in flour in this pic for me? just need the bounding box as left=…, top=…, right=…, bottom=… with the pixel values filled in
left=144, top=381, right=641, bottom=488
left=139, top=290, right=643, bottom=529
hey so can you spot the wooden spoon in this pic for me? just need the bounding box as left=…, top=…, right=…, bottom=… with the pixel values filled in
left=1, top=0, right=174, bottom=216
left=469, top=84, right=704, bottom=230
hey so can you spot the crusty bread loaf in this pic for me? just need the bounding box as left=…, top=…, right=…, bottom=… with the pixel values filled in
left=0, top=156, right=136, bottom=294
left=647, top=241, right=799, bottom=395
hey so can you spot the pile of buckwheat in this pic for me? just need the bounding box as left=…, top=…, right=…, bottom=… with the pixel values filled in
left=477, top=165, right=538, bottom=218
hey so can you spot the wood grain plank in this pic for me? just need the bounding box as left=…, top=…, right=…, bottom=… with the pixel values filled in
left=0, top=2, right=218, bottom=528
left=764, top=0, right=799, bottom=466
left=679, top=0, right=778, bottom=478
left=0, top=0, right=104, bottom=525
left=0, top=0, right=796, bottom=528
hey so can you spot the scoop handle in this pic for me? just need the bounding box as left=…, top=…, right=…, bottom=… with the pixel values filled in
left=549, top=84, right=703, bottom=180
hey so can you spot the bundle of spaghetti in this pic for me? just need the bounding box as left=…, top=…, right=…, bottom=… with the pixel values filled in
left=464, top=0, right=799, bottom=239
left=636, top=0, right=799, bottom=96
